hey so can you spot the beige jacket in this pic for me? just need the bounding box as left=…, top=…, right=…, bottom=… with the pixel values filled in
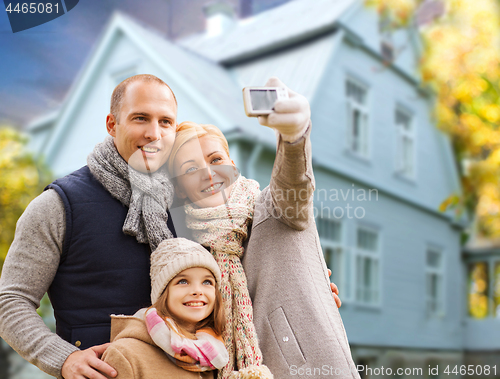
left=242, top=126, right=360, bottom=379
left=102, top=314, right=214, bottom=379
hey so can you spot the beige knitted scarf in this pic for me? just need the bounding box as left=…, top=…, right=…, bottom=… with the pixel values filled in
left=185, top=176, right=272, bottom=379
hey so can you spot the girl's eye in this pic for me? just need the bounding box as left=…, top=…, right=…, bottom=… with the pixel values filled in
left=177, top=279, right=188, bottom=284
left=203, top=279, right=214, bottom=286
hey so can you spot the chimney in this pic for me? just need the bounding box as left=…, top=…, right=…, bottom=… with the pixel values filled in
left=203, top=1, right=236, bottom=37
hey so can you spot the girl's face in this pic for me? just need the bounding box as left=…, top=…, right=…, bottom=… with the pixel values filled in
left=173, top=135, right=237, bottom=208
left=166, top=267, right=216, bottom=333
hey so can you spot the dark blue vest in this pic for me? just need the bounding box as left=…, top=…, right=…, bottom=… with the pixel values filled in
left=45, top=166, right=176, bottom=349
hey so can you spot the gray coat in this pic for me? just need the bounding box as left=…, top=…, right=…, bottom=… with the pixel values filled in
left=243, top=126, right=360, bottom=379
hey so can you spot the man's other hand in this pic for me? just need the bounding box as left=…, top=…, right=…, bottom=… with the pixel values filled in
left=61, top=343, right=117, bottom=379
left=328, top=269, right=342, bottom=308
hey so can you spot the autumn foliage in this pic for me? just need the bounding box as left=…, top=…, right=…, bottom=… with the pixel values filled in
left=368, top=0, right=500, bottom=238
left=0, top=127, right=52, bottom=272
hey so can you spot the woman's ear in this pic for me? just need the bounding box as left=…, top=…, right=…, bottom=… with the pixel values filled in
left=175, top=184, right=187, bottom=200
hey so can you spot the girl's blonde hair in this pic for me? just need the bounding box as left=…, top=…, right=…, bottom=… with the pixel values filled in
left=151, top=277, right=225, bottom=337
left=168, top=121, right=230, bottom=176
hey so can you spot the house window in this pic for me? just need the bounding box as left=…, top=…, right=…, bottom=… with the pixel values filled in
left=355, top=227, right=379, bottom=305
left=468, top=262, right=489, bottom=319
left=346, top=78, right=369, bottom=158
left=494, top=262, right=500, bottom=318
left=379, top=12, right=394, bottom=62
left=317, top=217, right=345, bottom=294
left=378, top=11, right=395, bottom=63
left=112, top=67, right=137, bottom=88
left=395, top=108, right=415, bottom=178
left=426, top=248, right=443, bottom=317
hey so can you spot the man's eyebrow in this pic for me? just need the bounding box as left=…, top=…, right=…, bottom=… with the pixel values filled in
left=129, top=112, right=150, bottom=118
left=160, top=115, right=175, bottom=120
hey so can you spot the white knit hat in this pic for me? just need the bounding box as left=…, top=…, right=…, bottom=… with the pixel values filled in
left=150, top=238, right=221, bottom=304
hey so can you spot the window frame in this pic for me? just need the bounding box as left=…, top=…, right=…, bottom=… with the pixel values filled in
left=345, top=76, right=370, bottom=160
left=354, top=225, right=381, bottom=306
left=316, top=217, right=351, bottom=301
left=110, top=64, right=139, bottom=93
left=395, top=106, right=416, bottom=179
left=425, top=246, right=445, bottom=318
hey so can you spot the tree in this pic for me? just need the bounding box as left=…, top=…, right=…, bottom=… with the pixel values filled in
left=0, top=126, right=52, bottom=273
left=367, top=0, right=500, bottom=238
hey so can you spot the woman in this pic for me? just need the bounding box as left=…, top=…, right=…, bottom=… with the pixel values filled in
left=167, top=77, right=358, bottom=379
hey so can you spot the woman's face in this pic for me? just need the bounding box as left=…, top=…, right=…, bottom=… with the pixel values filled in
left=173, top=135, right=237, bottom=208
left=166, top=267, right=216, bottom=333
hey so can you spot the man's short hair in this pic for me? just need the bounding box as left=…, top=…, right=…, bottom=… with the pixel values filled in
left=110, top=74, right=178, bottom=122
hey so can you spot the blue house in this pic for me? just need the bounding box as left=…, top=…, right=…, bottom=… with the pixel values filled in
left=27, top=0, right=482, bottom=375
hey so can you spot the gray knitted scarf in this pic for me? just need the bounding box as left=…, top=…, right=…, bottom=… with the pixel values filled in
left=87, top=136, right=174, bottom=251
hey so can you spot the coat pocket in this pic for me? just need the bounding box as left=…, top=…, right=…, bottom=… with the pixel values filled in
left=268, top=307, right=306, bottom=367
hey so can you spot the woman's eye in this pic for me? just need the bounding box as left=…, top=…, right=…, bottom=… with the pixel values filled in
left=185, top=167, right=198, bottom=174
left=211, top=157, right=222, bottom=164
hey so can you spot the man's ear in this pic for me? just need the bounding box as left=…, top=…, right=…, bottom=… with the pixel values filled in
left=106, top=114, right=117, bottom=137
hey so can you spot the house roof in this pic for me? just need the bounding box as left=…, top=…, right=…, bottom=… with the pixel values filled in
left=179, top=0, right=357, bottom=63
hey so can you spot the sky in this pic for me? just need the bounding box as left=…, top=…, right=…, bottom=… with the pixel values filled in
left=0, top=0, right=189, bottom=128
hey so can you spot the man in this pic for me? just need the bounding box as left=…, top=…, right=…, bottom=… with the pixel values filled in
left=0, top=75, right=178, bottom=379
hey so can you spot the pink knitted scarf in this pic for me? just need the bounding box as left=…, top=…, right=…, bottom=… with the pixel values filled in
left=145, top=308, right=228, bottom=372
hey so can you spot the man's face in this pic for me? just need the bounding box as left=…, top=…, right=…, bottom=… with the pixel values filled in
left=106, top=81, right=177, bottom=173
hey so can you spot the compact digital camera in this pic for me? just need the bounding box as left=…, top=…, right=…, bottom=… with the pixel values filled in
left=242, top=86, right=289, bottom=117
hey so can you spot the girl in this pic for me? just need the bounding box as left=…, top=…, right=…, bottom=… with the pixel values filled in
left=102, top=238, right=228, bottom=378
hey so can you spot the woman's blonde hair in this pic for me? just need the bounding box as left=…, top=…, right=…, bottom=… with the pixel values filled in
left=151, top=278, right=226, bottom=337
left=168, top=121, right=230, bottom=176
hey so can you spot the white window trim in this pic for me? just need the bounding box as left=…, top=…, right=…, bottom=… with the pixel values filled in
left=320, top=238, right=347, bottom=299
left=425, top=247, right=445, bottom=318
left=110, top=63, right=139, bottom=93
left=345, top=77, right=370, bottom=160
left=395, top=106, right=416, bottom=180
left=316, top=217, right=352, bottom=301
left=493, top=260, right=500, bottom=319
left=354, top=226, right=381, bottom=306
